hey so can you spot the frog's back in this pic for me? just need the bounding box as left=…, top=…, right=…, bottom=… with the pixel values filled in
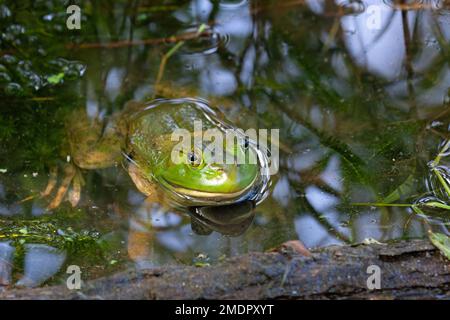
left=128, top=99, right=221, bottom=136
left=125, top=99, right=224, bottom=169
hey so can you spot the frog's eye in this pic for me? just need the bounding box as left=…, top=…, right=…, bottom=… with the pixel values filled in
left=187, top=150, right=202, bottom=167
left=242, top=136, right=250, bottom=150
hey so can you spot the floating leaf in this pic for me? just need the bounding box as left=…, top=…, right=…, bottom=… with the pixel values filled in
left=383, top=174, right=415, bottom=204
left=432, top=168, right=450, bottom=198
left=47, top=72, right=64, bottom=84
left=411, top=204, right=425, bottom=215
left=429, top=232, right=450, bottom=260
left=194, top=262, right=210, bottom=267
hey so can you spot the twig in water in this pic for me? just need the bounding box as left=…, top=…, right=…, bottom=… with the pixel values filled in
left=152, top=24, right=207, bottom=98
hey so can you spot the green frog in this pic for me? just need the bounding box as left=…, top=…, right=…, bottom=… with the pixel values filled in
left=42, top=97, right=270, bottom=211
left=35, top=96, right=271, bottom=264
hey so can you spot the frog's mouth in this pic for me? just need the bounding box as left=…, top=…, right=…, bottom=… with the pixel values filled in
left=158, top=172, right=259, bottom=205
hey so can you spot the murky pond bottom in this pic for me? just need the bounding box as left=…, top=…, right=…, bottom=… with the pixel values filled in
left=1, top=0, right=450, bottom=288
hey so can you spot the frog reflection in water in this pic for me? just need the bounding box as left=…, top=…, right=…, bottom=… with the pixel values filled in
left=42, top=98, right=270, bottom=265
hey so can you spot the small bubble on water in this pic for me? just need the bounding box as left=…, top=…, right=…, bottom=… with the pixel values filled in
left=43, top=14, right=54, bottom=22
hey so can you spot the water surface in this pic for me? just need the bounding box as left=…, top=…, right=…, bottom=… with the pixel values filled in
left=0, top=0, right=449, bottom=288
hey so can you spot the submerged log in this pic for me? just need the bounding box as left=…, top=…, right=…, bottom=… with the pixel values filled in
left=0, top=239, right=449, bottom=299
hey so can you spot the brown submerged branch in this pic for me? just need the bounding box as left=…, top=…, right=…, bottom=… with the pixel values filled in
left=66, top=30, right=212, bottom=50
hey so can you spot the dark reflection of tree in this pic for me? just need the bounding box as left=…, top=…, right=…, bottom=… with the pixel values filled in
left=235, top=0, right=450, bottom=243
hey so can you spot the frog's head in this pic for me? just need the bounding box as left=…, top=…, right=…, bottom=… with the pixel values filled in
left=156, top=134, right=261, bottom=205
left=125, top=98, right=270, bottom=207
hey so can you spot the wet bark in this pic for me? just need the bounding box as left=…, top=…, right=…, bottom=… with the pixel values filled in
left=1, top=239, right=449, bottom=300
